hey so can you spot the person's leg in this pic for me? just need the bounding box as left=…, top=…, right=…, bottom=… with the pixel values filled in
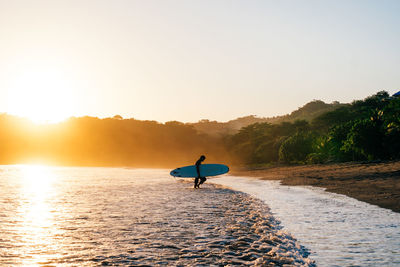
left=199, top=177, right=207, bottom=185
left=194, top=177, right=199, bottom=188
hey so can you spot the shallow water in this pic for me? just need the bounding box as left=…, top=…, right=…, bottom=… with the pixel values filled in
left=0, top=166, right=313, bottom=266
left=214, top=176, right=400, bottom=266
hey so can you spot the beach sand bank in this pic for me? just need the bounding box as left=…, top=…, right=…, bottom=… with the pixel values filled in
left=232, top=161, right=400, bottom=213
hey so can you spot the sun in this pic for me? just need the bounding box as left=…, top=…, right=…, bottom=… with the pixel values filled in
left=6, top=68, right=76, bottom=124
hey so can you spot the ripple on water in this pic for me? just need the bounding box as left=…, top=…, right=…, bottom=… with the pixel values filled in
left=0, top=167, right=314, bottom=266
left=214, top=176, right=400, bottom=266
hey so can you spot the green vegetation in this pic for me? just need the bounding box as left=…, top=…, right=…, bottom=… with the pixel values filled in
left=190, top=100, right=344, bottom=136
left=0, top=91, right=398, bottom=167
left=229, top=91, right=400, bottom=165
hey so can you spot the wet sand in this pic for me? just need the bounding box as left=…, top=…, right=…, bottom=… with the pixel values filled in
left=232, top=161, right=400, bottom=213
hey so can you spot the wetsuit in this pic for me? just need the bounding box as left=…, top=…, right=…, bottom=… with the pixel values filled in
left=195, top=158, right=206, bottom=188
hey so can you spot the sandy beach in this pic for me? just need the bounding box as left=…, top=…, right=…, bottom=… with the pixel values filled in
left=233, top=161, right=400, bottom=213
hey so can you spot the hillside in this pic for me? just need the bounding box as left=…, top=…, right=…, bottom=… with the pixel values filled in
left=190, top=100, right=345, bottom=136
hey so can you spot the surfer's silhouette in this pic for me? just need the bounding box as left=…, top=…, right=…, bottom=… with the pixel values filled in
left=194, top=155, right=207, bottom=188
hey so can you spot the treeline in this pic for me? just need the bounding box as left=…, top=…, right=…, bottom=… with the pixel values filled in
left=190, top=100, right=344, bottom=136
left=228, top=91, right=400, bottom=165
left=1, top=91, right=398, bottom=167
left=0, top=116, right=228, bottom=167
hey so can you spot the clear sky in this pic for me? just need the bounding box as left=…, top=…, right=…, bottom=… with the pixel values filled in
left=0, top=0, right=399, bottom=123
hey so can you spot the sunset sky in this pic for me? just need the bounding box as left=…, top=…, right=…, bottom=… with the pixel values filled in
left=1, top=0, right=399, bottom=123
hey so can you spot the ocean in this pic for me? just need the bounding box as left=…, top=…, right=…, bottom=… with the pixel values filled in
left=0, top=166, right=312, bottom=266
left=0, top=166, right=399, bottom=266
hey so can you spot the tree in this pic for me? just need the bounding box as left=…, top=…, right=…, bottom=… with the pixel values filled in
left=279, top=132, right=315, bottom=163
left=342, top=119, right=385, bottom=160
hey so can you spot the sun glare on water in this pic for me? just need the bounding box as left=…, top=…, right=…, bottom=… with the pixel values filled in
left=17, top=164, right=59, bottom=265
left=6, top=69, right=76, bottom=124
left=18, top=164, right=56, bottom=230
left=19, top=164, right=56, bottom=194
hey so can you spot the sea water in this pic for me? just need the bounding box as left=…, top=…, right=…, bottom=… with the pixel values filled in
left=214, top=176, right=400, bottom=266
left=1, top=166, right=398, bottom=266
left=0, top=166, right=313, bottom=266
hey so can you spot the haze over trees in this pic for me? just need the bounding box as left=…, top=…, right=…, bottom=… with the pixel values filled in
left=190, top=100, right=345, bottom=137
left=0, top=91, right=399, bottom=167
left=0, top=116, right=228, bottom=167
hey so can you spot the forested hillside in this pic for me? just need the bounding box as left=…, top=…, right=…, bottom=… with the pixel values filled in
left=190, top=100, right=344, bottom=136
left=228, top=91, right=400, bottom=165
left=0, top=116, right=228, bottom=167
left=0, top=91, right=398, bottom=167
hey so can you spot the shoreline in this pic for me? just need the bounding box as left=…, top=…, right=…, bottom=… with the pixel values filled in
left=232, top=161, right=400, bottom=213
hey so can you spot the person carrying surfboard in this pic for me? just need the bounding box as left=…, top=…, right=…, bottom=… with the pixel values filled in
left=194, top=155, right=207, bottom=188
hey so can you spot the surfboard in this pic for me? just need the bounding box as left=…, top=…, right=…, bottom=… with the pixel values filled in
left=170, top=164, right=229, bottom=178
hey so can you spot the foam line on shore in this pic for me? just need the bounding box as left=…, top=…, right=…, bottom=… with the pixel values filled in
left=213, top=175, right=400, bottom=266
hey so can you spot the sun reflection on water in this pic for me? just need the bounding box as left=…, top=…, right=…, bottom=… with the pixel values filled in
left=16, top=164, right=59, bottom=265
